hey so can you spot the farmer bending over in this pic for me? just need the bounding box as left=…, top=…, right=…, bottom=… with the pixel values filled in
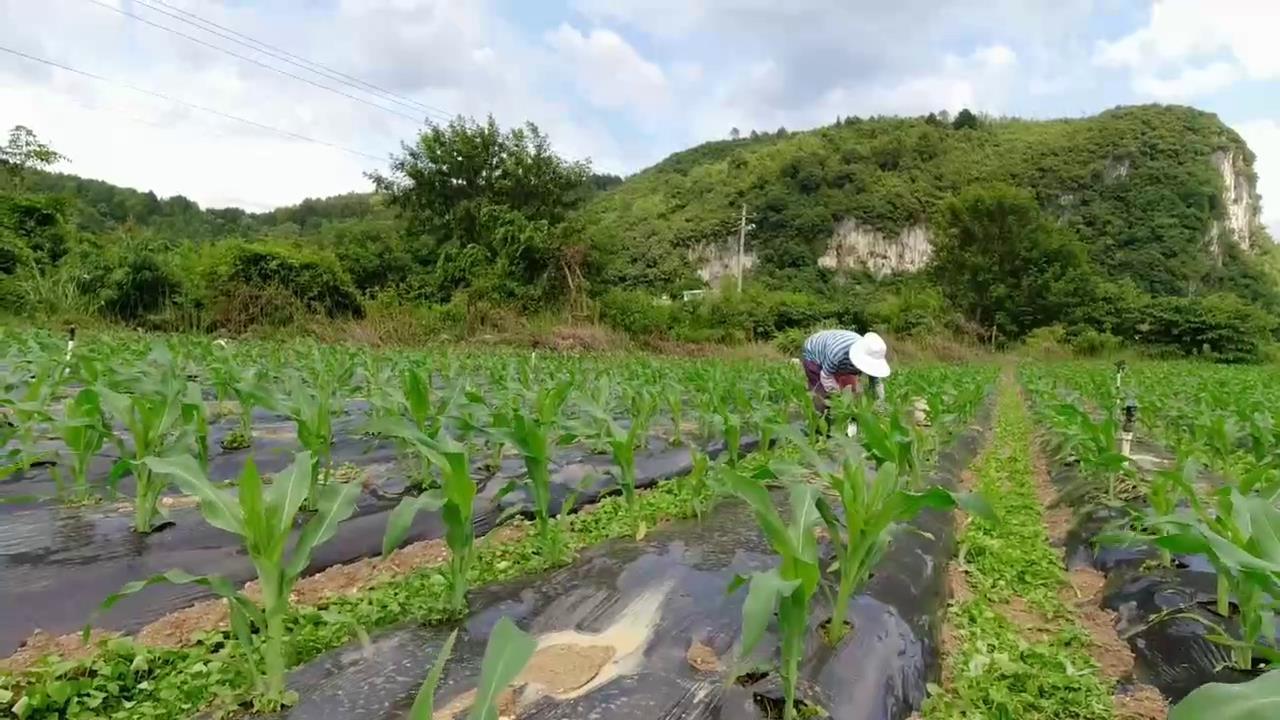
left=800, top=329, right=891, bottom=420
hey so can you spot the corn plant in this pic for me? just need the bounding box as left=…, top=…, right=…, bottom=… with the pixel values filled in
left=49, top=387, right=111, bottom=503
left=674, top=448, right=718, bottom=521
left=491, top=380, right=574, bottom=560
left=581, top=387, right=656, bottom=535
left=662, top=380, right=687, bottom=447
left=801, top=437, right=991, bottom=644
left=728, top=473, right=821, bottom=720
left=2, top=353, right=68, bottom=471
left=99, top=451, right=360, bottom=709
left=98, top=372, right=198, bottom=533
left=407, top=616, right=536, bottom=720
left=379, top=423, right=477, bottom=614
left=1170, top=668, right=1280, bottom=720
left=1139, top=480, right=1280, bottom=670
left=275, top=361, right=354, bottom=497
left=208, top=357, right=272, bottom=451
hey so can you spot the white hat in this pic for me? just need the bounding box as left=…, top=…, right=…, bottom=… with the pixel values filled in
left=849, top=332, right=891, bottom=378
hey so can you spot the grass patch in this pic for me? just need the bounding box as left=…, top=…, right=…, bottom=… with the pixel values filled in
left=924, top=378, right=1115, bottom=720
left=0, top=460, right=740, bottom=720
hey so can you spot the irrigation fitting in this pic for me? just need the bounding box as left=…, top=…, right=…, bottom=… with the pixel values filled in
left=1118, top=397, right=1137, bottom=457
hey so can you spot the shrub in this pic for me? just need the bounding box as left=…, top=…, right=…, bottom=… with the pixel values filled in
left=772, top=327, right=814, bottom=356
left=97, top=243, right=183, bottom=322
left=203, top=241, right=363, bottom=319
left=1021, top=325, right=1070, bottom=358
left=1069, top=328, right=1123, bottom=357
left=1142, top=293, right=1274, bottom=363
left=599, top=289, right=671, bottom=337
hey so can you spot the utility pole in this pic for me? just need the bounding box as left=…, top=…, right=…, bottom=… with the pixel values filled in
left=737, top=203, right=747, bottom=293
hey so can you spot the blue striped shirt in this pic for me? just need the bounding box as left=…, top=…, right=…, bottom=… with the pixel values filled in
left=802, top=329, right=861, bottom=375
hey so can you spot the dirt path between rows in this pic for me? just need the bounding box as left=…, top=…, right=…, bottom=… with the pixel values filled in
left=0, top=523, right=528, bottom=674
left=1027, top=419, right=1166, bottom=720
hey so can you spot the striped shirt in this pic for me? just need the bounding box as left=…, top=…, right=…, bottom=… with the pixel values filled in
left=802, top=329, right=861, bottom=375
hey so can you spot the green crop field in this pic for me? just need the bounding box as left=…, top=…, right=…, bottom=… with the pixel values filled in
left=1, top=330, right=1277, bottom=719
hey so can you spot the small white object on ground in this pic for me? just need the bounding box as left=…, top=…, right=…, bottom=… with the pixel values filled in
left=846, top=422, right=857, bottom=437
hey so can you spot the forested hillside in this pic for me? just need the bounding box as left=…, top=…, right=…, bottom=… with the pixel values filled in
left=2, top=108, right=1277, bottom=360
left=583, top=105, right=1273, bottom=303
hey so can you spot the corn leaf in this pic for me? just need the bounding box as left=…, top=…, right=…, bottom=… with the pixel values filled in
left=1170, top=669, right=1280, bottom=720
left=288, top=480, right=360, bottom=578
left=90, top=569, right=262, bottom=640
left=467, top=616, right=536, bottom=720
left=265, top=451, right=314, bottom=537
left=735, top=569, right=800, bottom=664
left=143, top=455, right=244, bottom=535
left=382, top=491, right=445, bottom=557
left=407, top=629, right=457, bottom=720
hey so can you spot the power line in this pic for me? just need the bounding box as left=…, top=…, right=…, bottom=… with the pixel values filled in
left=81, top=0, right=428, bottom=125
left=140, top=0, right=454, bottom=123
left=0, top=44, right=386, bottom=163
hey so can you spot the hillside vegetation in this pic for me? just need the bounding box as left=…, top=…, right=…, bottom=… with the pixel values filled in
left=584, top=105, right=1272, bottom=302
left=1, top=107, right=1277, bottom=360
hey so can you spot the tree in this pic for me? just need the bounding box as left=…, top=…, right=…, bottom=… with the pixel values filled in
left=1, top=126, right=66, bottom=190
left=749, top=130, right=760, bottom=139
left=930, top=183, right=1094, bottom=341
left=730, top=127, right=741, bottom=140
left=368, top=115, right=591, bottom=303
left=951, top=108, right=979, bottom=130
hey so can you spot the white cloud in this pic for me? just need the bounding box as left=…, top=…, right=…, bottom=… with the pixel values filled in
left=545, top=23, right=670, bottom=113
left=1095, top=0, right=1280, bottom=98
left=1132, top=61, right=1241, bottom=101
left=1236, top=119, right=1280, bottom=232
left=687, top=43, right=1020, bottom=142
left=0, top=0, right=634, bottom=207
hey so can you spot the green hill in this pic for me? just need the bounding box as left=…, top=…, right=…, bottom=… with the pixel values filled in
left=582, top=104, right=1274, bottom=303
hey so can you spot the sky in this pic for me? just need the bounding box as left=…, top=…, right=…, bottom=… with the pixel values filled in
left=1, top=0, right=1278, bottom=230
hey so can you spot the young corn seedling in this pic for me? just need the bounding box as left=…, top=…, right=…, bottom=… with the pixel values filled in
left=662, top=381, right=687, bottom=447
left=407, top=616, right=536, bottom=720
left=728, top=471, right=822, bottom=720
left=582, top=387, right=656, bottom=536
left=98, top=371, right=197, bottom=533
left=49, top=387, right=111, bottom=503
left=801, top=436, right=991, bottom=644
left=492, top=380, right=575, bottom=561
left=275, top=363, right=352, bottom=498
left=379, top=423, right=477, bottom=614
left=100, top=451, right=360, bottom=710
left=208, top=352, right=272, bottom=452
left=1140, top=484, right=1280, bottom=671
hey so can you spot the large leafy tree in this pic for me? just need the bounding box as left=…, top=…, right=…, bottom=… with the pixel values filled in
left=1, top=125, right=66, bottom=191
left=930, top=183, right=1095, bottom=341
left=368, top=116, right=590, bottom=304
left=0, top=127, right=72, bottom=272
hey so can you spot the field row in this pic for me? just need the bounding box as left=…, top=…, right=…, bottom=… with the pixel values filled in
left=1, top=329, right=995, bottom=719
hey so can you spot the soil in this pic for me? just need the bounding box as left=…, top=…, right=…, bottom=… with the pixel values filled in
left=520, top=644, right=616, bottom=693
left=686, top=637, right=721, bottom=673
left=939, top=530, right=974, bottom=692
left=2, top=526, right=529, bottom=671
left=0, top=629, right=118, bottom=673
left=996, top=596, right=1054, bottom=643
left=1028, top=432, right=1168, bottom=718
left=1114, top=683, right=1169, bottom=720
left=1030, top=441, right=1073, bottom=547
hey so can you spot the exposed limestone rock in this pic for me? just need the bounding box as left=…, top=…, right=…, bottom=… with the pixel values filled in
left=1207, top=149, right=1260, bottom=256
left=818, top=220, right=933, bottom=277
left=690, top=237, right=754, bottom=286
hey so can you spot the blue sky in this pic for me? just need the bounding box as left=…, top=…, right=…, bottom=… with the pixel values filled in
left=1, top=0, right=1277, bottom=231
